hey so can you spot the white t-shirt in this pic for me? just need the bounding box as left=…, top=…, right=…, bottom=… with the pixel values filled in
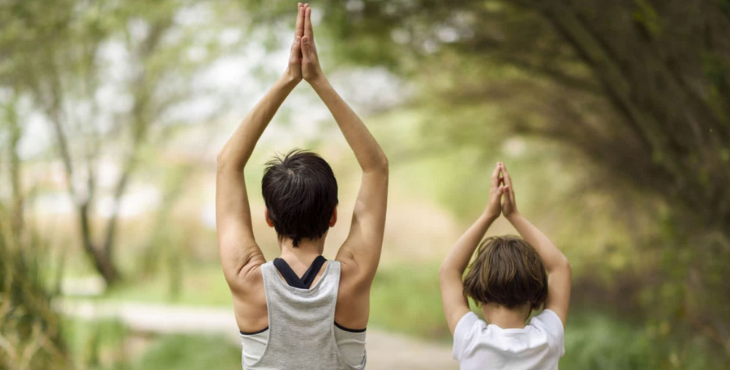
left=452, top=309, right=565, bottom=370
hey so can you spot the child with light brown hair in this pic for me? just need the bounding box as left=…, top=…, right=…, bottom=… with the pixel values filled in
left=439, top=162, right=571, bottom=370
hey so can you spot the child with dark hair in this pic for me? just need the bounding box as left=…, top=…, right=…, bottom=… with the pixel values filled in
left=440, top=162, right=571, bottom=370
left=216, top=4, right=388, bottom=369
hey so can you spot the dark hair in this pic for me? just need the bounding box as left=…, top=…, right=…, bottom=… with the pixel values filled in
left=261, top=149, right=338, bottom=247
left=463, top=235, right=548, bottom=311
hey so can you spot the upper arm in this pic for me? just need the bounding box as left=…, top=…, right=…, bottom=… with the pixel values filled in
left=439, top=267, right=471, bottom=335
left=544, top=259, right=571, bottom=327
left=335, top=165, right=388, bottom=285
left=215, top=165, right=266, bottom=286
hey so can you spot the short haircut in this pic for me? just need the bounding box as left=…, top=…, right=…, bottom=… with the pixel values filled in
left=261, top=149, right=338, bottom=247
left=463, top=235, right=548, bottom=310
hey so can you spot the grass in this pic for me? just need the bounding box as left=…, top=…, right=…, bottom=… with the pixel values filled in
left=62, top=318, right=241, bottom=370
left=122, top=335, right=240, bottom=370
left=63, top=318, right=130, bottom=369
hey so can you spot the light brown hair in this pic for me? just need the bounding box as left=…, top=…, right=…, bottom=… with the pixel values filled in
left=463, top=235, right=548, bottom=310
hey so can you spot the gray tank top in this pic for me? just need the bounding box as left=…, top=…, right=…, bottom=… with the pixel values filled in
left=243, top=260, right=366, bottom=370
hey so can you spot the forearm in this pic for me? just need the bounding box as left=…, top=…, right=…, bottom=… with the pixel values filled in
left=310, top=78, right=388, bottom=172
left=507, top=213, right=568, bottom=272
left=217, top=75, right=299, bottom=169
left=441, top=212, right=496, bottom=275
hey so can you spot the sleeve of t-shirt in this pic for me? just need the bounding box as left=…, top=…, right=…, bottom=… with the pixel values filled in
left=532, top=309, right=565, bottom=357
left=452, top=311, right=481, bottom=361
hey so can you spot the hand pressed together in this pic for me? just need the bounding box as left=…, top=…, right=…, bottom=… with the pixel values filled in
left=484, top=162, right=505, bottom=221
left=284, top=3, right=306, bottom=82
left=484, top=162, right=519, bottom=220
left=285, top=3, right=324, bottom=84
left=499, top=162, right=518, bottom=218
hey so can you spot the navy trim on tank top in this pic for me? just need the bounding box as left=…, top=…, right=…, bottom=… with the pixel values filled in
left=273, top=255, right=327, bottom=289
left=239, top=257, right=327, bottom=335
left=335, top=321, right=366, bottom=333
left=239, top=256, right=366, bottom=334
left=240, top=326, right=269, bottom=335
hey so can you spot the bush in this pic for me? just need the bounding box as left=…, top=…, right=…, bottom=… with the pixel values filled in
left=0, top=221, right=69, bottom=369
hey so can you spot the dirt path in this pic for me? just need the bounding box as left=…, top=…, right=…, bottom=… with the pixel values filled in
left=58, top=300, right=458, bottom=370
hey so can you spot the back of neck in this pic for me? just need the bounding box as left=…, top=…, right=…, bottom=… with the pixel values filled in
left=482, top=303, right=531, bottom=329
left=279, top=237, right=326, bottom=273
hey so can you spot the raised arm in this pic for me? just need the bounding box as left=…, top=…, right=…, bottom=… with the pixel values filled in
left=439, top=163, right=504, bottom=334
left=500, top=163, right=571, bottom=326
left=299, top=5, right=388, bottom=283
left=216, top=4, right=305, bottom=285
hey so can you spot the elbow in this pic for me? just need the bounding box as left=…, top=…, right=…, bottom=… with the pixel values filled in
left=367, top=154, right=389, bottom=175
left=438, top=262, right=455, bottom=279
left=380, top=155, right=389, bottom=172
left=216, top=147, right=229, bottom=168
left=216, top=149, right=240, bottom=171
left=216, top=151, right=227, bottom=168
left=561, top=256, right=571, bottom=270
left=438, top=264, right=448, bottom=285
left=439, top=263, right=462, bottom=289
left=552, top=256, right=571, bottom=274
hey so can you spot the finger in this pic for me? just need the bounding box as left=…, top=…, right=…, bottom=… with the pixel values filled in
left=503, top=167, right=515, bottom=203
left=490, top=163, right=501, bottom=189
left=304, top=6, right=313, bottom=43
left=290, top=36, right=302, bottom=62
left=503, top=185, right=511, bottom=203
left=501, top=162, right=513, bottom=189
left=498, top=185, right=506, bottom=208
left=295, top=3, right=304, bottom=38
left=301, top=36, right=312, bottom=61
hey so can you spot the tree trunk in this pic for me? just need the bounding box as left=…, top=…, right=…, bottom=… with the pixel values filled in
left=78, top=202, right=120, bottom=285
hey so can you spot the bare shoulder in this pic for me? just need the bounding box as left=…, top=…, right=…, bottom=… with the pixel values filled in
left=226, top=257, right=267, bottom=295
left=336, top=250, right=372, bottom=291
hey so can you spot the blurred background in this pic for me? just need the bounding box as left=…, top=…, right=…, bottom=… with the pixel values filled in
left=1, top=0, right=729, bottom=369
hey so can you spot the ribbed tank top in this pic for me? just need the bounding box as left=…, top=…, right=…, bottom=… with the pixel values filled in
left=243, top=260, right=366, bottom=370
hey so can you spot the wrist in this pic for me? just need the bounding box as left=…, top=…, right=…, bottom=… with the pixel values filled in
left=505, top=211, right=521, bottom=222
left=281, top=72, right=301, bottom=86
left=481, top=211, right=499, bottom=224
left=307, top=75, right=329, bottom=89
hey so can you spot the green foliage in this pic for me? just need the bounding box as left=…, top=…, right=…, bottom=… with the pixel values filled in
left=62, top=319, right=240, bottom=370
left=103, top=264, right=232, bottom=307
left=63, top=318, right=129, bottom=369
left=632, top=0, right=662, bottom=36
left=563, top=312, right=729, bottom=370
left=369, top=264, right=730, bottom=368
left=267, top=0, right=730, bottom=359
left=122, top=335, right=240, bottom=370
left=0, top=222, right=69, bottom=369
left=1, top=0, right=250, bottom=286
left=3, top=0, right=730, bottom=366
left=370, top=263, right=449, bottom=340
left=721, top=0, right=730, bottom=16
